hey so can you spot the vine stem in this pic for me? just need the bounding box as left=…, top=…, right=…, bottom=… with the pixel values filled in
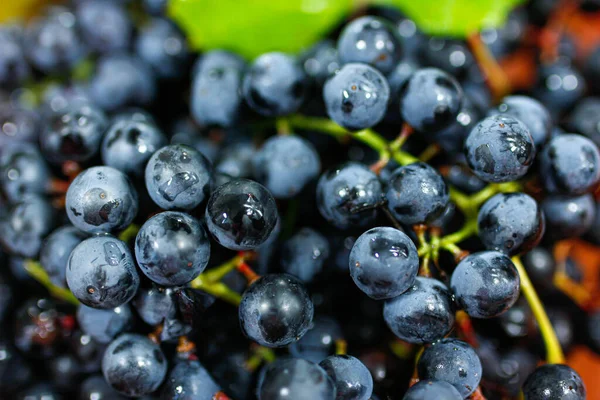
left=23, top=260, right=79, bottom=306
left=512, top=256, right=565, bottom=364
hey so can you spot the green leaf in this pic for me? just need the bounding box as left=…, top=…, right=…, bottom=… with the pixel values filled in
left=374, top=0, right=525, bottom=37
left=168, top=0, right=352, bottom=60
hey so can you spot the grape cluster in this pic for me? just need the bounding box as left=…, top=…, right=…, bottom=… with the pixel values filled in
left=2, top=1, right=600, bottom=400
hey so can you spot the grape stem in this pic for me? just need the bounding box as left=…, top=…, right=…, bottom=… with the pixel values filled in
left=512, top=256, right=565, bottom=364
left=23, top=259, right=79, bottom=306
left=118, top=223, right=140, bottom=243
left=245, top=345, right=276, bottom=371
left=335, top=339, right=348, bottom=355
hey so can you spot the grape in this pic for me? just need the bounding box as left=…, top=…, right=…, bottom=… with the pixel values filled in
left=75, top=0, right=131, bottom=54
left=432, top=96, right=480, bottom=154
left=135, top=18, right=189, bottom=79
left=300, top=40, right=340, bottom=85
left=0, top=194, right=56, bottom=258
left=387, top=59, right=418, bottom=97
left=160, top=359, right=221, bottom=400
left=444, top=164, right=486, bottom=194
left=0, top=142, right=51, bottom=202
left=40, top=225, right=87, bottom=287
left=102, top=333, right=167, bottom=397
left=386, top=162, right=449, bottom=225
left=190, top=50, right=245, bottom=128
left=451, top=251, right=520, bottom=318
left=417, top=338, right=482, bottom=398
left=215, top=142, right=256, bottom=179
left=258, top=358, right=336, bottom=400
left=242, top=52, right=307, bottom=117
left=40, top=83, right=91, bottom=117
left=281, top=227, right=330, bottom=283
left=399, top=68, right=463, bottom=133
left=239, top=274, right=314, bottom=347
left=135, top=211, right=210, bottom=286
left=76, top=304, right=132, bottom=344
left=539, top=133, right=600, bottom=195
left=205, top=178, right=278, bottom=250
left=403, top=380, right=462, bottom=400
left=490, top=95, right=552, bottom=147
left=477, top=193, right=545, bottom=255
left=40, top=103, right=108, bottom=164
left=337, top=16, right=401, bottom=75
left=323, top=63, right=390, bottom=131
left=66, top=166, right=139, bottom=234
left=383, top=277, right=455, bottom=344
left=79, top=375, right=128, bottom=400
left=534, top=61, right=586, bottom=115
left=316, top=162, right=383, bottom=229
left=289, top=316, right=343, bottom=363
left=522, top=247, right=556, bottom=290
left=541, top=194, right=596, bottom=238
left=421, top=38, right=473, bottom=78
left=319, top=355, right=373, bottom=400
left=0, top=102, right=41, bottom=146
left=0, top=26, right=30, bottom=88
left=145, top=144, right=212, bottom=210
left=88, top=54, right=156, bottom=112
left=522, top=364, right=585, bottom=400
left=566, top=97, right=600, bottom=146
left=465, top=114, right=535, bottom=182
left=0, top=339, right=32, bottom=393
left=24, top=7, right=86, bottom=74
left=101, top=117, right=167, bottom=177
left=349, top=227, right=419, bottom=300
left=66, top=235, right=140, bottom=309
left=253, top=135, right=321, bottom=199
left=143, top=0, right=167, bottom=15
left=18, top=383, right=63, bottom=400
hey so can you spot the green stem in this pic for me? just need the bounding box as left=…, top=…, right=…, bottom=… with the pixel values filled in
left=512, top=256, right=565, bottom=364
left=118, top=224, right=140, bottom=243
left=275, top=117, right=291, bottom=135
left=449, top=187, right=472, bottom=215
left=439, top=218, right=478, bottom=248
left=287, top=115, right=348, bottom=139
left=190, top=275, right=242, bottom=306
left=201, top=255, right=244, bottom=284
left=24, top=260, right=79, bottom=306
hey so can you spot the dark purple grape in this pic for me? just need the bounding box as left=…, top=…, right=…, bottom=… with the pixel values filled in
left=522, top=364, right=585, bottom=400
left=0, top=142, right=51, bottom=202
left=319, top=355, right=373, bottom=400
left=40, top=225, right=88, bottom=287
left=289, top=316, right=343, bottom=363
left=76, top=304, right=133, bottom=344
left=160, top=359, right=221, bottom=399
left=281, top=227, right=330, bottom=283
left=258, top=358, right=336, bottom=400
left=403, top=379, right=462, bottom=400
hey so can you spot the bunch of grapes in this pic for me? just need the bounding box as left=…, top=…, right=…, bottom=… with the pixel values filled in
left=1, top=0, right=600, bottom=399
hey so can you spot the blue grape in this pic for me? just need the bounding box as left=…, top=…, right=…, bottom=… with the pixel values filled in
left=319, top=355, right=373, bottom=400
left=478, top=193, right=545, bottom=255
left=444, top=164, right=486, bottom=194
left=0, top=102, right=41, bottom=146
left=135, top=211, right=210, bottom=286
left=88, top=54, right=156, bottom=112
left=316, top=162, right=383, bottom=229
left=417, top=338, right=482, bottom=398
left=76, top=0, right=132, bottom=54
left=480, top=8, right=527, bottom=58
left=0, top=194, right=55, bottom=257
left=566, top=97, right=600, bottom=146
left=40, top=83, right=91, bottom=117
left=383, top=277, right=455, bottom=344
left=40, top=102, right=108, bottom=164
left=349, top=227, right=419, bottom=300
left=253, top=135, right=320, bottom=199
left=171, top=119, right=220, bottom=163
left=465, top=114, right=535, bottom=183
left=399, top=68, right=463, bottom=133
left=135, top=18, right=189, bottom=79
left=102, top=333, right=167, bottom=397
left=66, top=235, right=140, bottom=309
left=421, top=38, right=473, bottom=78
left=143, top=0, right=167, bottom=15
left=215, top=142, right=256, bottom=179
left=289, top=316, right=343, bottom=363
left=323, top=63, right=390, bottom=130
left=0, top=25, right=30, bottom=88
left=205, top=178, right=278, bottom=251
left=432, top=96, right=480, bottom=155
left=17, top=383, right=62, bottom=400
left=24, top=7, right=86, bottom=73
left=403, top=380, right=462, bottom=400
left=522, top=364, right=585, bottom=400
left=300, top=40, right=340, bottom=85
left=491, top=95, right=552, bottom=148
left=39, top=225, right=87, bottom=287
left=66, top=166, right=138, bottom=234
left=522, top=247, right=556, bottom=290
left=534, top=61, right=585, bottom=115
left=77, top=304, right=132, bottom=344
left=387, top=59, right=418, bottom=96
left=133, top=287, right=176, bottom=326
left=101, top=117, right=167, bottom=177
left=539, top=133, right=600, bottom=195
left=242, top=52, right=307, bottom=117
left=451, top=251, right=520, bottom=319
left=337, top=16, right=401, bottom=75
left=542, top=194, right=596, bottom=238
left=160, top=359, right=221, bottom=400
left=0, top=142, right=51, bottom=202
left=258, top=358, right=336, bottom=400
left=79, top=375, right=128, bottom=400
left=281, top=227, right=330, bottom=283
left=191, top=50, right=245, bottom=127
left=0, top=339, right=32, bottom=393
left=145, top=144, right=213, bottom=211
left=239, top=274, right=314, bottom=347
left=385, top=162, right=449, bottom=225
